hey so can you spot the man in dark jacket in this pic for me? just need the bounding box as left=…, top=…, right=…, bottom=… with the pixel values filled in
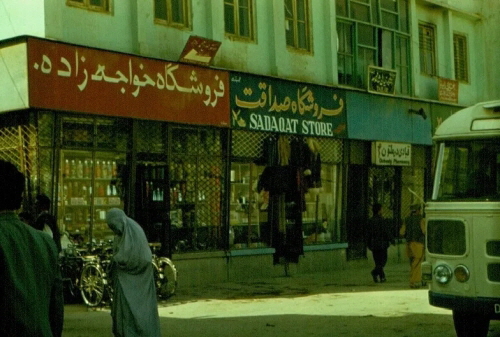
left=35, top=193, right=62, bottom=253
left=0, top=160, right=64, bottom=336
left=367, top=203, right=393, bottom=283
left=400, top=204, right=426, bottom=288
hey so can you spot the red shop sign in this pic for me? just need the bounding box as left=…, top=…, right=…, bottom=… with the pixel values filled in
left=27, top=38, right=229, bottom=127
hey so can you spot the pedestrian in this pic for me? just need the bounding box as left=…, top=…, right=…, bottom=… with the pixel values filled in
left=35, top=193, right=62, bottom=253
left=106, top=208, right=161, bottom=337
left=18, top=210, right=34, bottom=227
left=366, top=203, right=393, bottom=283
left=400, top=204, right=426, bottom=288
left=0, top=159, right=64, bottom=336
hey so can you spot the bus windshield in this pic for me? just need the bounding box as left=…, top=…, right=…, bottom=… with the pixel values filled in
left=434, top=139, right=500, bottom=201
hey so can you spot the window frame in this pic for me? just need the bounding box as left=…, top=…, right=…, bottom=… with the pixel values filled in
left=418, top=22, right=437, bottom=77
left=336, top=0, right=411, bottom=95
left=224, top=0, right=255, bottom=41
left=284, top=0, right=312, bottom=53
left=66, top=0, right=111, bottom=13
left=154, top=0, right=191, bottom=30
left=453, top=33, right=469, bottom=83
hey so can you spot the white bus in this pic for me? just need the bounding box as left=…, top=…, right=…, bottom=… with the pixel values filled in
left=423, top=101, right=500, bottom=337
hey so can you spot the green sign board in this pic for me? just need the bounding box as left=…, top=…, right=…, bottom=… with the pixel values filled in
left=230, top=72, right=347, bottom=137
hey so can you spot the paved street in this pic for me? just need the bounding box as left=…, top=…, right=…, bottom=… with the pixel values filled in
left=63, top=262, right=500, bottom=337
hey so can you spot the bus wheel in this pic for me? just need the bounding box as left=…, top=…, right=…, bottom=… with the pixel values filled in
left=452, top=310, right=490, bottom=337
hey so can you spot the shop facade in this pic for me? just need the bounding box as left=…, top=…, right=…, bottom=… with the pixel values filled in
left=0, top=36, right=353, bottom=285
left=344, top=91, right=434, bottom=261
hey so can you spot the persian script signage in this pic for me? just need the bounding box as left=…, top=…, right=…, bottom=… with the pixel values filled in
left=230, top=73, right=347, bottom=137
left=438, top=77, right=459, bottom=104
left=27, top=38, right=229, bottom=126
left=368, top=66, right=397, bottom=95
left=179, top=36, right=221, bottom=66
left=372, top=141, right=411, bottom=166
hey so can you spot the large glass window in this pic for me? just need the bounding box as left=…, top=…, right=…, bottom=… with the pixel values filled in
left=419, top=23, right=437, bottom=76
left=285, top=0, right=312, bottom=52
left=154, top=0, right=190, bottom=28
left=453, top=33, right=469, bottom=83
left=224, top=0, right=254, bottom=40
left=336, top=0, right=411, bottom=94
left=434, top=140, right=500, bottom=200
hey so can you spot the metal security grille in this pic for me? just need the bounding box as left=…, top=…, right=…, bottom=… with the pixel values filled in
left=368, top=166, right=396, bottom=220
left=170, top=126, right=226, bottom=252
left=231, top=130, right=343, bottom=163
left=0, top=119, right=38, bottom=209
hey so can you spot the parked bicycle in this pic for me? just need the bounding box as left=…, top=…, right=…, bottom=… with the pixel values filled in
left=79, top=241, right=114, bottom=307
left=150, top=243, right=178, bottom=299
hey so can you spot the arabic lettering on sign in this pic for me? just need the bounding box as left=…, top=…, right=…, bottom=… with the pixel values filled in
left=438, top=78, right=459, bottom=104
left=372, top=142, right=411, bottom=166
left=232, top=80, right=344, bottom=120
left=368, top=67, right=396, bottom=95
left=31, top=51, right=225, bottom=106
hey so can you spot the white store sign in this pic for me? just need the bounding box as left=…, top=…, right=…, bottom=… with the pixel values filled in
left=372, top=141, right=412, bottom=166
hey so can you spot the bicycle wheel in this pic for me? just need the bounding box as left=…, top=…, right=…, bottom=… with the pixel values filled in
left=80, top=263, right=105, bottom=307
left=156, top=258, right=178, bottom=299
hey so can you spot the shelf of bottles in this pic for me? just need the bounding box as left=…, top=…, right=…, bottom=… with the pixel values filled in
left=229, top=163, right=268, bottom=248
left=59, top=150, right=125, bottom=242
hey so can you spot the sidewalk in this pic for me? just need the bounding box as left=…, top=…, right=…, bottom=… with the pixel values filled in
left=168, top=260, right=412, bottom=303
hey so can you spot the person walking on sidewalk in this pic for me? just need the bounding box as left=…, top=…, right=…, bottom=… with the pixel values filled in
left=366, top=203, right=393, bottom=283
left=400, top=204, right=426, bottom=288
left=106, top=208, right=161, bottom=337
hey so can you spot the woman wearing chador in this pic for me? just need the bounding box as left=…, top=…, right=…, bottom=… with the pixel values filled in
left=106, top=208, right=161, bottom=337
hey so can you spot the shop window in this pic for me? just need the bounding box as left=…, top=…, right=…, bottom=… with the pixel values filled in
left=231, top=131, right=344, bottom=249
left=62, top=118, right=94, bottom=148
left=224, top=0, right=254, bottom=41
left=154, top=0, right=191, bottom=29
left=59, top=150, right=126, bottom=242
left=230, top=163, right=268, bottom=248
left=284, top=0, right=312, bottom=52
left=419, top=23, right=437, bottom=76
left=66, top=0, right=111, bottom=13
left=169, top=126, right=226, bottom=253
left=453, top=33, right=469, bottom=83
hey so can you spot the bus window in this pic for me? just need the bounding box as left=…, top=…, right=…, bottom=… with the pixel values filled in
left=435, top=140, right=500, bottom=200
left=427, top=219, right=466, bottom=255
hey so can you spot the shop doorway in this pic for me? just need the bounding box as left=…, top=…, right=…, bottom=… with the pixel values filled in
left=346, top=165, right=400, bottom=260
left=135, top=163, right=171, bottom=256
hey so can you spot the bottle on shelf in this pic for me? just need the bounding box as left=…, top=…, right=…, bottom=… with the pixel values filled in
left=76, top=160, right=83, bottom=178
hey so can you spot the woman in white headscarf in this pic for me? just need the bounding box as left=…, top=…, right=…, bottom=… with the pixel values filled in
left=106, top=208, right=161, bottom=337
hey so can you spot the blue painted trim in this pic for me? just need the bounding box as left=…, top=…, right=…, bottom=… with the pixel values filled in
left=229, top=248, right=276, bottom=256
left=303, top=243, right=348, bottom=251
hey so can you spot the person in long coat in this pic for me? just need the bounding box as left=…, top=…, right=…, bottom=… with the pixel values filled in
left=106, top=208, right=161, bottom=337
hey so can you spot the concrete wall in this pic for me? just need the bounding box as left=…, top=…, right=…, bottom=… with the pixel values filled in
left=414, top=1, right=485, bottom=106
left=0, top=0, right=45, bottom=40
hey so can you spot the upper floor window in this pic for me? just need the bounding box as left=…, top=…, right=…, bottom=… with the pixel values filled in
left=224, top=0, right=254, bottom=41
left=154, top=0, right=190, bottom=29
left=67, top=0, right=110, bottom=12
left=336, top=0, right=411, bottom=95
left=284, top=0, right=311, bottom=52
left=419, top=23, right=437, bottom=76
left=453, top=33, right=469, bottom=82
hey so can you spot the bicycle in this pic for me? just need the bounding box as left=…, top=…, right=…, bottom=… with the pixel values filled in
left=79, top=242, right=114, bottom=307
left=152, top=255, right=178, bottom=299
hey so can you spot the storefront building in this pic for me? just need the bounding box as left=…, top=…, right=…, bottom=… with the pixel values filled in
left=0, top=36, right=351, bottom=285
left=344, top=91, right=433, bottom=261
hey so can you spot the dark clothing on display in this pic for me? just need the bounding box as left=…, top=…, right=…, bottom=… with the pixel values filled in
left=35, top=210, right=62, bottom=252
left=0, top=211, right=64, bottom=337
